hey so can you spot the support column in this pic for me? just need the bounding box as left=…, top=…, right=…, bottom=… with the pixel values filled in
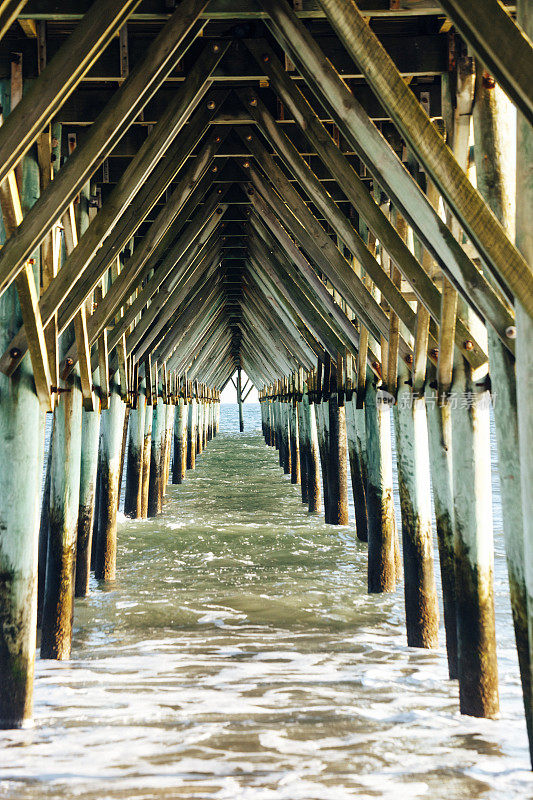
left=452, top=328, right=499, bottom=717
left=297, top=395, right=309, bottom=503
left=345, top=394, right=368, bottom=542
left=148, top=395, right=165, bottom=517
left=75, top=384, right=101, bottom=597
left=95, top=371, right=125, bottom=581
left=394, top=362, right=439, bottom=648
left=0, top=146, right=42, bottom=725
left=289, top=399, right=301, bottom=485
left=187, top=397, right=196, bottom=470
left=124, top=377, right=146, bottom=518
left=474, top=60, right=532, bottom=751
left=140, top=400, right=152, bottom=519
left=196, top=399, right=203, bottom=456
left=237, top=368, right=244, bottom=432
left=172, top=397, right=187, bottom=484
left=364, top=377, right=396, bottom=593
left=40, top=355, right=83, bottom=658
left=327, top=391, right=349, bottom=525
left=515, top=1, right=533, bottom=764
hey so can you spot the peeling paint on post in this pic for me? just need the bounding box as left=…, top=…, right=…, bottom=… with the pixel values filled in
left=345, top=395, right=368, bottom=542
left=426, top=383, right=458, bottom=678
left=327, top=392, right=349, bottom=525
left=0, top=128, right=42, bottom=724
left=394, top=362, right=439, bottom=648
left=124, top=377, right=146, bottom=518
left=95, top=371, right=126, bottom=581
left=75, top=380, right=101, bottom=597
left=364, top=377, right=396, bottom=593
left=140, top=401, right=152, bottom=519
left=452, top=332, right=499, bottom=718
left=187, top=397, right=196, bottom=471
left=172, top=398, right=187, bottom=484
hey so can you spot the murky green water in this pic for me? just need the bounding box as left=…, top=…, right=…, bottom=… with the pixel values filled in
left=1, top=405, right=531, bottom=799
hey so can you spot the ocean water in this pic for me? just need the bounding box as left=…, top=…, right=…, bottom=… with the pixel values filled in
left=1, top=403, right=531, bottom=799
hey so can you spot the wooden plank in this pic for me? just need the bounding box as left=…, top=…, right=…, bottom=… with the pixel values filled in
left=0, top=1, right=28, bottom=42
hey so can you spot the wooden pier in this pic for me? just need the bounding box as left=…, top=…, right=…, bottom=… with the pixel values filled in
left=0, top=0, right=531, bottom=769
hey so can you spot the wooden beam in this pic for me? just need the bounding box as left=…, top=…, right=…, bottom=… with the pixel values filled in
left=316, top=0, right=532, bottom=319
left=0, top=0, right=210, bottom=300
left=439, top=0, right=533, bottom=127
left=0, top=0, right=142, bottom=187
left=0, top=1, right=28, bottom=42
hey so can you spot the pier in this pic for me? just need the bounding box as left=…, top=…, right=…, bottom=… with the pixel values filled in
left=0, top=0, right=532, bottom=786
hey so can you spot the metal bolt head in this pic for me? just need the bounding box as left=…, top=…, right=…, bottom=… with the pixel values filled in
left=214, top=135, right=221, bottom=143
left=249, top=97, right=257, bottom=107
left=464, top=340, right=474, bottom=351
left=262, top=54, right=270, bottom=62
left=482, top=72, right=496, bottom=89
left=9, top=347, right=21, bottom=359
left=212, top=165, right=218, bottom=173
left=246, top=134, right=252, bottom=141
left=247, top=187, right=254, bottom=196
left=207, top=100, right=216, bottom=110
left=216, top=207, right=223, bottom=214
left=505, top=325, right=517, bottom=339
left=430, top=347, right=439, bottom=359
left=405, top=354, right=413, bottom=365
left=212, top=43, right=220, bottom=53
left=243, top=161, right=250, bottom=168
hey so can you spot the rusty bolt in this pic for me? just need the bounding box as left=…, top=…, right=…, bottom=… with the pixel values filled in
left=28, top=258, right=35, bottom=265
left=246, top=134, right=252, bottom=141
left=430, top=347, right=439, bottom=359
left=505, top=325, right=517, bottom=339
left=217, top=188, right=223, bottom=194
left=243, top=161, right=250, bottom=168
left=212, top=44, right=220, bottom=53
left=65, top=357, right=73, bottom=367
left=216, top=207, right=223, bottom=214
left=9, top=347, right=21, bottom=359
left=262, top=54, right=270, bottom=63
left=214, top=135, right=221, bottom=143
left=247, top=187, right=254, bottom=196
left=249, top=97, right=257, bottom=107
left=404, top=354, right=413, bottom=365
left=207, top=100, right=216, bottom=110
left=212, top=165, right=218, bottom=173
left=372, top=361, right=380, bottom=370
left=463, top=340, right=474, bottom=351
left=482, top=72, right=496, bottom=89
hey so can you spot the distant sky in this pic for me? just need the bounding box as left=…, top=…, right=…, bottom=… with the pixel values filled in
left=220, top=370, right=258, bottom=403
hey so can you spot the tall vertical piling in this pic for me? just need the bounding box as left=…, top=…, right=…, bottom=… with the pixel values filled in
left=172, top=396, right=187, bottom=483
left=124, top=376, right=146, bottom=518
left=75, top=383, right=101, bottom=597
left=95, top=371, right=126, bottom=581
left=0, top=129, right=43, bottom=725
left=187, top=395, right=196, bottom=470
left=148, top=394, right=165, bottom=516
left=289, top=397, right=301, bottom=485
left=140, top=399, right=153, bottom=519
left=326, top=390, right=349, bottom=525
left=345, top=392, right=368, bottom=542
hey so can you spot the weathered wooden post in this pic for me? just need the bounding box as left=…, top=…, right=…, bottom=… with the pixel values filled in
left=148, top=393, right=165, bottom=516
left=172, top=396, right=187, bottom=483
left=196, top=395, right=203, bottom=456
left=326, top=380, right=349, bottom=526
left=297, top=386, right=309, bottom=503
left=303, top=382, right=321, bottom=514
left=95, top=370, right=126, bottom=581
left=140, top=397, right=152, bottom=519
left=473, top=60, right=531, bottom=743
left=75, top=378, right=101, bottom=597
left=514, top=0, right=533, bottom=764
left=0, top=123, right=43, bottom=724
left=289, top=395, right=301, bottom=485
left=345, top=392, right=368, bottom=542
left=394, top=355, right=439, bottom=648
left=187, top=394, right=196, bottom=470
left=124, top=376, right=146, bottom=517
left=237, top=367, right=244, bottom=432
left=364, top=373, right=396, bottom=593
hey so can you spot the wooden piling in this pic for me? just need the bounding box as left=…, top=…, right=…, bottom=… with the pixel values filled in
left=326, top=391, right=349, bottom=525
left=187, top=397, right=196, bottom=470
left=0, top=131, right=42, bottom=725
left=289, top=400, right=300, bottom=485
left=345, top=394, right=368, bottom=542
left=297, top=395, right=309, bottom=502
left=75, top=390, right=101, bottom=597
left=172, top=397, right=187, bottom=483
left=364, top=376, right=396, bottom=593
left=140, top=400, right=153, bottom=519
left=237, top=368, right=244, bottom=432
left=394, top=360, right=439, bottom=648
left=148, top=395, right=165, bottom=516
left=95, top=371, right=126, bottom=581
left=124, top=377, right=146, bottom=518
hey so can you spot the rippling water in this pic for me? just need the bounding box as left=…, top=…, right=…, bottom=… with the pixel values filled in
left=1, top=404, right=531, bottom=799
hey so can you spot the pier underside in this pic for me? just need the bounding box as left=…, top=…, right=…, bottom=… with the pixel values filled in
left=0, top=0, right=532, bottom=784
